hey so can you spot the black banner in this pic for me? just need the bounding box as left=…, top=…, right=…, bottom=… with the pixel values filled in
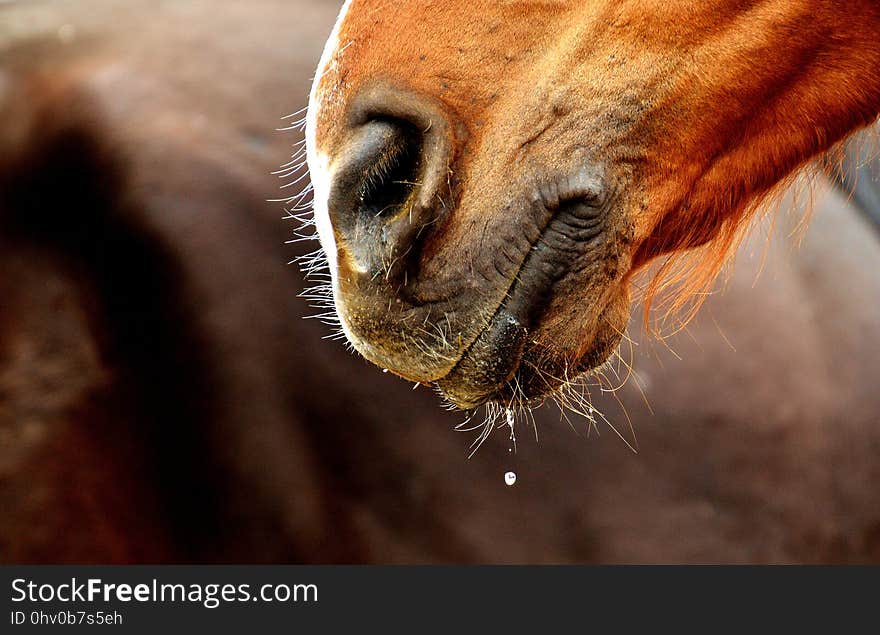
left=1, top=566, right=876, bottom=631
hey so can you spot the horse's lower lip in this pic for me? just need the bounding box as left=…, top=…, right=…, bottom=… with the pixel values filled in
left=435, top=304, right=531, bottom=409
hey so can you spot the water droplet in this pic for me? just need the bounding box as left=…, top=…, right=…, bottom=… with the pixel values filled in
left=504, top=471, right=517, bottom=486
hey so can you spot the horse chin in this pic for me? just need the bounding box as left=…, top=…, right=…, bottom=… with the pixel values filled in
left=434, top=320, right=625, bottom=410
left=434, top=282, right=628, bottom=410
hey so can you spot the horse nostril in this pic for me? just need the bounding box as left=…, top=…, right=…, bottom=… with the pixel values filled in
left=353, top=120, right=424, bottom=233
left=328, top=118, right=426, bottom=277
left=326, top=85, right=454, bottom=282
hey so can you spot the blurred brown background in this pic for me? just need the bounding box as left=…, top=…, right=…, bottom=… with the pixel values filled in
left=1, top=0, right=879, bottom=563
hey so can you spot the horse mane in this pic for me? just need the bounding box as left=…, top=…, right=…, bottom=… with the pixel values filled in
left=636, top=122, right=879, bottom=338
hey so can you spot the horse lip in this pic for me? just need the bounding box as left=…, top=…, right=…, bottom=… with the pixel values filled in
left=434, top=175, right=611, bottom=408
left=437, top=235, right=605, bottom=409
left=435, top=305, right=531, bottom=409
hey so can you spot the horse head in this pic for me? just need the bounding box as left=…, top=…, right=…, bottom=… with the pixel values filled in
left=306, top=0, right=880, bottom=409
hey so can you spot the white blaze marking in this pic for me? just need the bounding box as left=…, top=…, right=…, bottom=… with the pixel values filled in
left=305, top=0, right=355, bottom=286
left=504, top=471, right=517, bottom=486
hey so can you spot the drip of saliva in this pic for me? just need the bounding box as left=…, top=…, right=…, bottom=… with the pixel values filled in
left=506, top=408, right=517, bottom=452
left=504, top=408, right=517, bottom=486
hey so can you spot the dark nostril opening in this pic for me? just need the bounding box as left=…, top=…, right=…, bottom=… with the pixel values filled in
left=356, top=118, right=422, bottom=222
left=329, top=117, right=430, bottom=275
left=328, top=84, right=455, bottom=280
